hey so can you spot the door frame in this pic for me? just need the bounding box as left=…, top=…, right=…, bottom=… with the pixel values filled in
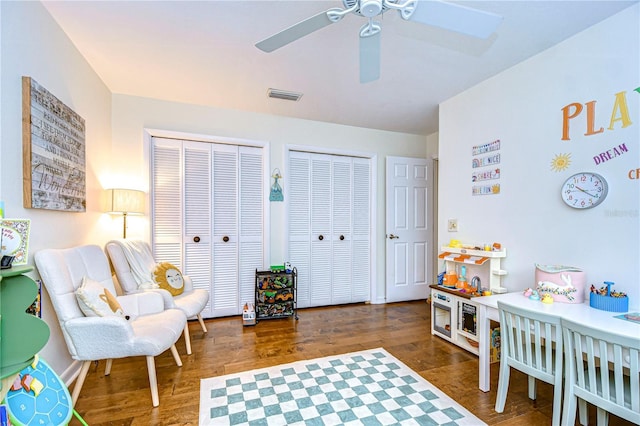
left=284, top=144, right=378, bottom=304
left=143, top=128, right=271, bottom=269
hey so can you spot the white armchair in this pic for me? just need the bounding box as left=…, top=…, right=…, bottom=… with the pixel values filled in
left=34, top=244, right=186, bottom=407
left=105, top=239, right=209, bottom=355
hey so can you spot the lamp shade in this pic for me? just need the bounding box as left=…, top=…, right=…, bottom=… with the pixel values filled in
left=105, top=189, right=145, bottom=214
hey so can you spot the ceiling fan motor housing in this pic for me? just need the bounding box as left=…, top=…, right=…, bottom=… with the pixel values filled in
left=344, top=0, right=387, bottom=17
left=361, top=0, right=383, bottom=17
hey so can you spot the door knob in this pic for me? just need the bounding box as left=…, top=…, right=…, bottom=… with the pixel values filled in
left=318, top=235, right=324, bottom=241
left=388, top=234, right=399, bottom=239
left=193, top=236, right=201, bottom=243
left=223, top=236, right=229, bottom=242
left=339, top=235, right=345, bottom=241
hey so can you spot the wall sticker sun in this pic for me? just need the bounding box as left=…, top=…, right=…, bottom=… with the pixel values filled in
left=550, top=153, right=572, bottom=172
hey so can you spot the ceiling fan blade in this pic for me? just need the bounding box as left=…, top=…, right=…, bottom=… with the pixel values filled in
left=360, top=24, right=381, bottom=83
left=408, top=0, right=503, bottom=39
left=256, top=11, right=337, bottom=53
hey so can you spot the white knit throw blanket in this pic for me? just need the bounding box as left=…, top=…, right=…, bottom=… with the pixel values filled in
left=112, top=240, right=159, bottom=290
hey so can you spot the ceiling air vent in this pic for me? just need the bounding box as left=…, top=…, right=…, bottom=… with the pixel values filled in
left=267, top=88, right=303, bottom=102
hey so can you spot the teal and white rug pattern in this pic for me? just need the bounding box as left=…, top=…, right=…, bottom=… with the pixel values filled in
left=199, top=347, right=486, bottom=425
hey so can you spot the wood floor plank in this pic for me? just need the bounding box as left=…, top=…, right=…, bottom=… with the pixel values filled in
left=68, top=301, right=635, bottom=425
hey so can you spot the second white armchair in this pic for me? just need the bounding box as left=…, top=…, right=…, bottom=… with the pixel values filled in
left=105, top=239, right=209, bottom=355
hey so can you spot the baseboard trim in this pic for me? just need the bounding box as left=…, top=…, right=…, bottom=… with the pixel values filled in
left=59, top=359, right=83, bottom=387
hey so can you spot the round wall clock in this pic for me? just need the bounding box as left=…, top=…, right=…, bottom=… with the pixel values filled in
left=561, top=172, right=608, bottom=209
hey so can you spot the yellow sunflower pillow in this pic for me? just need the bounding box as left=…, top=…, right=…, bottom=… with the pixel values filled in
left=152, top=262, right=185, bottom=296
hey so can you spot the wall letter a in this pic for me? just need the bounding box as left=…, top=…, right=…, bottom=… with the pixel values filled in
left=608, top=91, right=632, bottom=130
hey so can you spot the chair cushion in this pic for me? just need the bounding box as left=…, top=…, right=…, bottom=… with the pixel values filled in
left=76, top=276, right=127, bottom=318
left=152, top=262, right=185, bottom=296
left=174, top=288, right=210, bottom=318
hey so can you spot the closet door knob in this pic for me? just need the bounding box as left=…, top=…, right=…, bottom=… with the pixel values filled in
left=339, top=235, right=345, bottom=241
left=193, top=236, right=201, bottom=243
left=318, top=235, right=324, bottom=241
left=223, top=236, right=229, bottom=242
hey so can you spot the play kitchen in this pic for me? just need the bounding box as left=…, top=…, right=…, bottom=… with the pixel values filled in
left=430, top=241, right=507, bottom=355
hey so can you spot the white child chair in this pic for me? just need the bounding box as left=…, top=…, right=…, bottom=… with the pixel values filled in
left=561, top=317, right=640, bottom=426
left=495, top=301, right=564, bottom=426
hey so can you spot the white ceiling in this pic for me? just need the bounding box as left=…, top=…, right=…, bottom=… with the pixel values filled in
left=41, top=0, right=636, bottom=136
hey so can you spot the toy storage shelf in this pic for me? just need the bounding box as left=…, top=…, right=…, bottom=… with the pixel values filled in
left=439, top=245, right=507, bottom=292
left=255, top=268, right=298, bottom=321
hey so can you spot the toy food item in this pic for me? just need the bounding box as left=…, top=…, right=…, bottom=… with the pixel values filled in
left=541, top=293, right=554, bottom=304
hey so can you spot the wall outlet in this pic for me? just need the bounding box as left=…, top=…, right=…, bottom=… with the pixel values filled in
left=448, top=219, right=458, bottom=232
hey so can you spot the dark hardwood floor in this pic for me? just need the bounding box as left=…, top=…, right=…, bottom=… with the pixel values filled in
left=69, top=301, right=635, bottom=425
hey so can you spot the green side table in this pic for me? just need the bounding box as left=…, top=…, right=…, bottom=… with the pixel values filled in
left=0, top=265, right=50, bottom=381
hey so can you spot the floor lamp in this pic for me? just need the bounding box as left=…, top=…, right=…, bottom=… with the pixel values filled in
left=105, top=189, right=145, bottom=238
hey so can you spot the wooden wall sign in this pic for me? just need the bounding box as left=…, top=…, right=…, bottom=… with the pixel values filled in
left=22, top=77, right=86, bottom=212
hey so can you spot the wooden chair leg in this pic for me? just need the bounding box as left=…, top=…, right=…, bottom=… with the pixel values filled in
left=170, top=344, right=183, bottom=367
left=146, top=356, right=159, bottom=407
left=71, top=361, right=92, bottom=405
left=197, top=314, right=208, bottom=333
left=104, top=359, right=113, bottom=375
left=184, top=323, right=192, bottom=355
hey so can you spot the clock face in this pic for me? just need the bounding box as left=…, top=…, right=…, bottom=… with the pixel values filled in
left=561, top=172, right=608, bottom=209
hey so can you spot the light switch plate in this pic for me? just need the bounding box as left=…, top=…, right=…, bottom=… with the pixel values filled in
left=448, top=219, right=458, bottom=232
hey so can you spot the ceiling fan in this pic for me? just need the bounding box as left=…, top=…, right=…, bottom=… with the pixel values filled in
left=255, top=0, right=503, bottom=84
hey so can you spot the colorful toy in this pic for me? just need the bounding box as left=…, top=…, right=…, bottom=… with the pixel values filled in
left=541, top=293, right=554, bottom=304
left=529, top=290, right=540, bottom=301
left=4, top=356, right=88, bottom=426
left=259, top=277, right=269, bottom=289
left=589, top=281, right=629, bottom=312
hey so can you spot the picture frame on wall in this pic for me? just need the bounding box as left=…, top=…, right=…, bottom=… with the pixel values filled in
left=0, top=218, right=31, bottom=266
left=22, top=76, right=86, bottom=212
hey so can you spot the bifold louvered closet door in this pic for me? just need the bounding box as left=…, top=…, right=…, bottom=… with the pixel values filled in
left=151, top=137, right=264, bottom=318
left=288, top=151, right=372, bottom=308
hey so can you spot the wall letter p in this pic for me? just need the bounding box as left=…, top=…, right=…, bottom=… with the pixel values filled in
left=561, top=103, right=582, bottom=141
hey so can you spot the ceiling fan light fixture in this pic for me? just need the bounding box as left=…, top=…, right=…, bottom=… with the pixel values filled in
left=267, top=88, right=303, bottom=102
left=360, top=0, right=383, bottom=17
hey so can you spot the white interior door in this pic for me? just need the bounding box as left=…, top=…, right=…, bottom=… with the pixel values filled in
left=238, top=146, right=265, bottom=312
left=310, top=154, right=332, bottom=307
left=288, top=150, right=373, bottom=308
left=351, top=157, right=371, bottom=302
left=385, top=156, right=432, bottom=302
left=288, top=152, right=311, bottom=308
left=151, top=136, right=265, bottom=318
left=331, top=156, right=352, bottom=304
left=212, top=144, right=239, bottom=317
left=183, top=141, right=213, bottom=317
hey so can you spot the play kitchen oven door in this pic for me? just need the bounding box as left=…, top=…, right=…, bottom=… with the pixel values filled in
left=431, top=290, right=453, bottom=339
left=458, top=301, right=477, bottom=340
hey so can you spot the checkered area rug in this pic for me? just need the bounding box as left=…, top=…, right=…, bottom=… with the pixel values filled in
left=199, top=348, right=486, bottom=425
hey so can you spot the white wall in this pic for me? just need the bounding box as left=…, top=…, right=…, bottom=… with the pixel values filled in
left=438, top=4, right=640, bottom=307
left=1, top=1, right=114, bottom=377
left=110, top=95, right=428, bottom=304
